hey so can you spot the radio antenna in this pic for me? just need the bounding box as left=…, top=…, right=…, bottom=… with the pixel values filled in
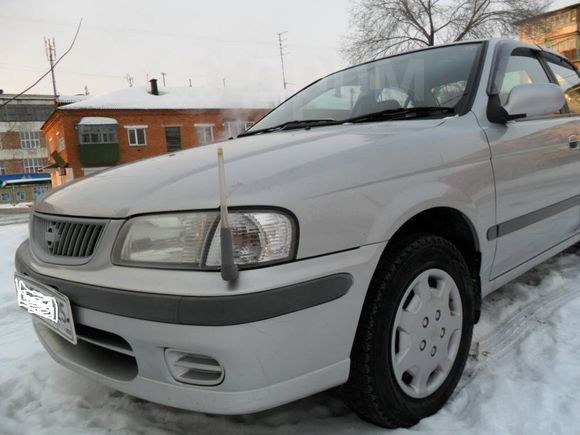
left=217, top=147, right=239, bottom=281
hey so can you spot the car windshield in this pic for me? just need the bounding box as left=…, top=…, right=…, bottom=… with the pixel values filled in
left=245, top=42, right=483, bottom=135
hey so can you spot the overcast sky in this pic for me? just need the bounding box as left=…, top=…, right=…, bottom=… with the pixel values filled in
left=1, top=0, right=578, bottom=97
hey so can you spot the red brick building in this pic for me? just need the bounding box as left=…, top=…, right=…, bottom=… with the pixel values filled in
left=42, top=81, right=280, bottom=185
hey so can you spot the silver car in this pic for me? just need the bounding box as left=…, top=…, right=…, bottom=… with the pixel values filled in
left=15, top=38, right=580, bottom=428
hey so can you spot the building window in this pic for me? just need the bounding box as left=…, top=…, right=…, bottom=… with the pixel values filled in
left=195, top=124, right=214, bottom=145
left=20, top=131, right=41, bottom=149
left=0, top=160, right=5, bottom=175
left=23, top=158, right=44, bottom=173
left=0, top=105, right=54, bottom=123
left=0, top=192, right=9, bottom=202
left=165, top=126, right=182, bottom=152
left=225, top=121, right=254, bottom=138
left=16, top=191, right=26, bottom=202
left=125, top=125, right=148, bottom=146
left=33, top=186, right=49, bottom=199
left=78, top=125, right=118, bottom=144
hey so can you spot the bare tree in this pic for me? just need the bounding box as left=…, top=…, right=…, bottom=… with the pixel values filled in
left=343, top=0, right=551, bottom=63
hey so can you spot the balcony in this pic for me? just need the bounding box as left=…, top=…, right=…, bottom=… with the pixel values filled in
left=79, top=143, right=120, bottom=165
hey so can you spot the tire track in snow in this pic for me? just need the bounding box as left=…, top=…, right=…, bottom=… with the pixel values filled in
left=0, top=216, right=29, bottom=226
left=474, top=284, right=580, bottom=362
left=459, top=281, right=580, bottom=389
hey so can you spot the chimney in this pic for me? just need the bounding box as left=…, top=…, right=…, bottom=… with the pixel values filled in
left=149, top=79, right=159, bottom=96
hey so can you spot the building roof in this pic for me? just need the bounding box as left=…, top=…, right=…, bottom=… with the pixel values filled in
left=60, top=86, right=285, bottom=111
left=0, top=93, right=55, bottom=101
left=0, top=173, right=51, bottom=187
left=515, top=2, right=580, bottom=25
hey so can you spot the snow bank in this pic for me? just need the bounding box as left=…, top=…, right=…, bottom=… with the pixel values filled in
left=0, top=203, right=32, bottom=209
left=0, top=223, right=579, bottom=434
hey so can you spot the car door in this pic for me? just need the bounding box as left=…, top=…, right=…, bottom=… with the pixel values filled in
left=486, top=47, right=580, bottom=279
left=542, top=51, right=580, bottom=237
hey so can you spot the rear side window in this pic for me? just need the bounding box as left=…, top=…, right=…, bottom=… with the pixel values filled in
left=545, top=57, right=580, bottom=114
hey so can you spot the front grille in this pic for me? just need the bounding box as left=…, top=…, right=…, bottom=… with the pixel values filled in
left=32, top=214, right=105, bottom=259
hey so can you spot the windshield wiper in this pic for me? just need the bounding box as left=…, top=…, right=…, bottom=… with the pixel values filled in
left=342, top=106, right=455, bottom=124
left=238, top=119, right=338, bottom=137
left=238, top=107, right=454, bottom=138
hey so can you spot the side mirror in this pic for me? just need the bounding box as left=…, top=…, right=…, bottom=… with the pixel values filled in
left=504, top=83, right=565, bottom=119
left=487, top=83, right=565, bottom=124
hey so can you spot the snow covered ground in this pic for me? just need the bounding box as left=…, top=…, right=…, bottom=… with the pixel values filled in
left=1, top=220, right=580, bottom=435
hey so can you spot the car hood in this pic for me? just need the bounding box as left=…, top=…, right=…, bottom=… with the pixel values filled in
left=36, top=119, right=447, bottom=219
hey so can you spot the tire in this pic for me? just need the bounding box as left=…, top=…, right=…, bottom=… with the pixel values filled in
left=344, top=234, right=475, bottom=428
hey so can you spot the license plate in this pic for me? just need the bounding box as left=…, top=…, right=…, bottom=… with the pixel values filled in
left=15, top=273, right=77, bottom=344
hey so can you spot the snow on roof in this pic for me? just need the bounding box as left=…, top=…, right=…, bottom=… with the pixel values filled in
left=61, top=86, right=286, bottom=111
left=58, top=94, right=90, bottom=104
left=78, top=116, right=118, bottom=125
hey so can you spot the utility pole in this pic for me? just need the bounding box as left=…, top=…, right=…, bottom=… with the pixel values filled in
left=125, top=74, right=134, bottom=87
left=44, top=37, right=58, bottom=107
left=161, top=72, right=167, bottom=86
left=277, top=31, right=289, bottom=90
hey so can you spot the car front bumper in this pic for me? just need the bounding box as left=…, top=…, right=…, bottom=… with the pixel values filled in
left=15, top=239, right=386, bottom=414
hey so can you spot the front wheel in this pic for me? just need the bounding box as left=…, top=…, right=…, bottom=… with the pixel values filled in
left=344, top=235, right=474, bottom=428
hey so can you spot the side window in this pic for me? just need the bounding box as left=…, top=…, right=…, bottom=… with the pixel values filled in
left=545, top=57, right=580, bottom=114
left=498, top=52, right=551, bottom=105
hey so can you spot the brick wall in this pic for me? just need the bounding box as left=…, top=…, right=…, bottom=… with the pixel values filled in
left=43, top=108, right=269, bottom=180
left=0, top=131, right=20, bottom=149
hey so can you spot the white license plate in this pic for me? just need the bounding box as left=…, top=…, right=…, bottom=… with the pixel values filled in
left=15, top=273, right=77, bottom=344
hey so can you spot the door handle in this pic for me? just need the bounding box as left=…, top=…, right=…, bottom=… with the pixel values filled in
left=569, top=135, right=580, bottom=150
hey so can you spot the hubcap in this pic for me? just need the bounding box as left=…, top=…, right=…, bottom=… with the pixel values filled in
left=390, top=269, right=463, bottom=399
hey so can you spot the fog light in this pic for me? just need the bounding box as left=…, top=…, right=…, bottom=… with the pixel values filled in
left=165, top=349, right=225, bottom=386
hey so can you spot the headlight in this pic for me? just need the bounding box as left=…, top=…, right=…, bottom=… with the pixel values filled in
left=112, top=210, right=296, bottom=270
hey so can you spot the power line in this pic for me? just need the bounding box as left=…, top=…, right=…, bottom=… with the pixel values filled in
left=125, top=73, right=134, bottom=87
left=0, top=63, right=127, bottom=80
left=0, top=19, right=83, bottom=109
left=0, top=15, right=340, bottom=51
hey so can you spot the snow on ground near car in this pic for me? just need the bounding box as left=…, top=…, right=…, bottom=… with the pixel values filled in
left=1, top=221, right=579, bottom=435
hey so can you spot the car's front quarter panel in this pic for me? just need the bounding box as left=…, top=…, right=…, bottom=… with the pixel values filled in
left=289, top=113, right=495, bottom=278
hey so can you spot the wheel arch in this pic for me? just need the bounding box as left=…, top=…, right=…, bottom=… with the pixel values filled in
left=376, top=206, right=483, bottom=322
